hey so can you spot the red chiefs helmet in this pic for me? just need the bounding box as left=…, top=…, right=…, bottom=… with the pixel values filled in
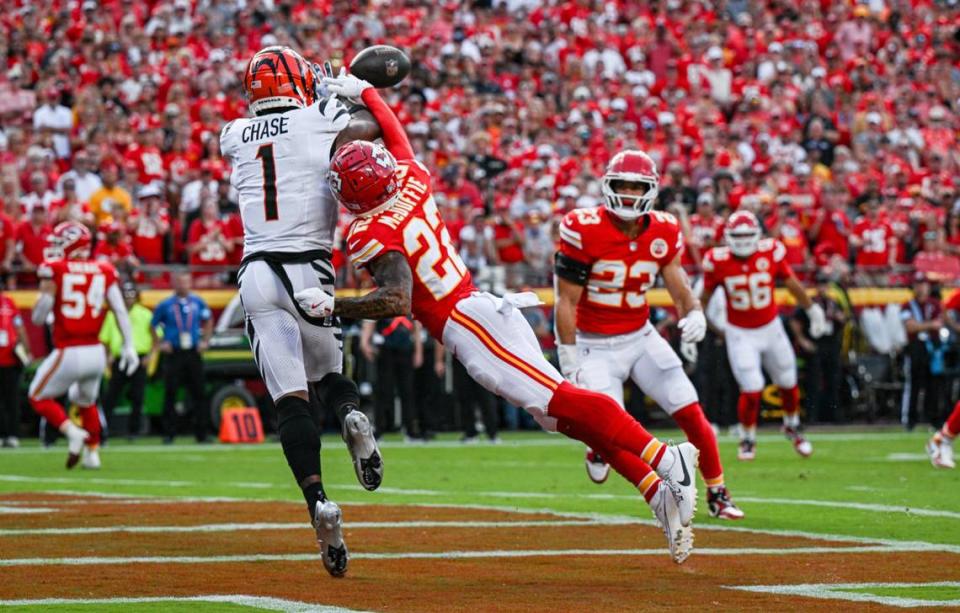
left=328, top=141, right=401, bottom=217
left=724, top=210, right=762, bottom=257
left=45, top=222, right=92, bottom=261
left=243, top=46, right=318, bottom=115
left=601, top=150, right=660, bottom=220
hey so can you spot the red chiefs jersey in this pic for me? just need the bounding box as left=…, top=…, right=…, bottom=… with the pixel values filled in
left=558, top=207, right=683, bottom=336
left=38, top=258, right=118, bottom=348
left=346, top=160, right=476, bottom=338
left=702, top=239, right=794, bottom=329
left=852, top=217, right=894, bottom=267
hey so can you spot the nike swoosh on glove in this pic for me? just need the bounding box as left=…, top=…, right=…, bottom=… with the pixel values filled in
left=322, top=68, right=373, bottom=102
left=294, top=288, right=335, bottom=318
left=678, top=309, right=707, bottom=343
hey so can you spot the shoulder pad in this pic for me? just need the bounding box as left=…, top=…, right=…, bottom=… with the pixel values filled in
left=758, top=238, right=775, bottom=251
left=769, top=239, right=786, bottom=262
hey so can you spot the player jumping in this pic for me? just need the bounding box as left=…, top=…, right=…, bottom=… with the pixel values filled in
left=296, top=72, right=701, bottom=563
left=221, top=46, right=384, bottom=577
left=29, top=222, right=139, bottom=470
left=554, top=151, right=744, bottom=520
left=700, top=211, right=828, bottom=460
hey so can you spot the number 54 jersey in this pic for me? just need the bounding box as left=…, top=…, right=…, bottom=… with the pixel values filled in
left=558, top=207, right=684, bottom=335
left=701, top=239, right=794, bottom=329
left=220, top=97, right=351, bottom=257
left=346, top=160, right=476, bottom=338
left=38, top=259, right=118, bottom=348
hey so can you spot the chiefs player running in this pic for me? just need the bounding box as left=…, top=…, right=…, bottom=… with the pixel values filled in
left=29, top=222, right=139, bottom=469
left=296, top=72, right=701, bottom=563
left=700, top=211, right=828, bottom=460
left=928, top=400, right=960, bottom=469
left=555, top=151, right=743, bottom=521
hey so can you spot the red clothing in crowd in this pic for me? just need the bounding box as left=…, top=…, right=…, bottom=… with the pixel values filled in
left=15, top=222, right=51, bottom=267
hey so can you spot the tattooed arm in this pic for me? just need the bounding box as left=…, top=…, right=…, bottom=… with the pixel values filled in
left=334, top=252, right=413, bottom=320
left=332, top=108, right=382, bottom=154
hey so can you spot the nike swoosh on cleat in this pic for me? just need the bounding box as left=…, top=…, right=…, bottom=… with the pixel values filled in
left=677, top=449, right=692, bottom=487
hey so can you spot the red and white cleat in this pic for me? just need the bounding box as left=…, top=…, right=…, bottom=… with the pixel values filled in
left=707, top=486, right=745, bottom=520
left=584, top=447, right=610, bottom=484
left=927, top=435, right=956, bottom=469
left=737, top=439, right=756, bottom=461
left=784, top=426, right=813, bottom=458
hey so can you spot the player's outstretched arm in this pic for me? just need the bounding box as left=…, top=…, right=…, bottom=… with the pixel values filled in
left=105, top=282, right=139, bottom=376
left=31, top=279, right=55, bottom=326
left=358, top=87, right=415, bottom=161
left=334, top=252, right=413, bottom=320
left=784, top=275, right=813, bottom=310
left=661, top=255, right=702, bottom=318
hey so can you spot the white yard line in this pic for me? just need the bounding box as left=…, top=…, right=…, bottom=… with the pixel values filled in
left=0, top=545, right=925, bottom=567
left=0, top=519, right=609, bottom=536
left=733, top=496, right=960, bottom=520
left=726, top=581, right=960, bottom=609
left=0, top=474, right=275, bottom=489
left=0, top=595, right=368, bottom=612
left=0, top=506, right=53, bottom=514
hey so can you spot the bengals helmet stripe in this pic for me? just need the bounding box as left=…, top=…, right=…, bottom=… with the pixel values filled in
left=243, top=46, right=318, bottom=115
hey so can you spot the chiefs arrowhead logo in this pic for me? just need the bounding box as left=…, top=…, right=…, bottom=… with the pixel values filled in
left=756, top=257, right=770, bottom=271
left=650, top=238, right=668, bottom=259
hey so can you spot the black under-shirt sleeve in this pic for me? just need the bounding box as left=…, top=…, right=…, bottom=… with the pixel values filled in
left=554, top=252, right=590, bottom=286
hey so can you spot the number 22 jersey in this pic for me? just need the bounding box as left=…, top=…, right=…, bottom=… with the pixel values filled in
left=346, top=160, right=476, bottom=338
left=220, top=97, right=350, bottom=258
left=38, top=259, right=118, bottom=348
left=701, top=239, right=794, bottom=329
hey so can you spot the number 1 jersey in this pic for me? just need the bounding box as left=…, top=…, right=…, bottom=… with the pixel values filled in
left=220, top=97, right=351, bottom=257
left=38, top=259, right=118, bottom=348
left=346, top=160, right=476, bottom=338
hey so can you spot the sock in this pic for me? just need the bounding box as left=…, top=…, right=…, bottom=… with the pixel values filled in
left=548, top=381, right=661, bottom=459
left=781, top=386, right=800, bottom=427
left=276, top=395, right=323, bottom=513
left=31, top=398, right=68, bottom=430
left=943, top=401, right=960, bottom=439
left=80, top=405, right=101, bottom=447
left=315, top=373, right=361, bottom=425
left=737, top=391, right=762, bottom=437
left=674, top=403, right=724, bottom=489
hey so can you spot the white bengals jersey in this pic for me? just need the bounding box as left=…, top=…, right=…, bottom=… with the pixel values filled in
left=220, top=97, right=351, bottom=257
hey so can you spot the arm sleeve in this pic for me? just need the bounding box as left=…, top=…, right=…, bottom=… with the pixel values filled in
left=106, top=283, right=135, bottom=349
left=31, top=292, right=54, bottom=326
left=360, top=88, right=415, bottom=161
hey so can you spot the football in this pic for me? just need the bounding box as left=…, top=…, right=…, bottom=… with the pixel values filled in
left=349, top=45, right=411, bottom=88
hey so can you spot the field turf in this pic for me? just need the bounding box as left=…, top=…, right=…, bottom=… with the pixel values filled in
left=0, top=427, right=957, bottom=611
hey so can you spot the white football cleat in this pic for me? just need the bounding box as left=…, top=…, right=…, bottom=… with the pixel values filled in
left=342, top=410, right=383, bottom=491
left=585, top=447, right=610, bottom=484
left=81, top=447, right=101, bottom=470
left=784, top=426, right=813, bottom=458
left=655, top=442, right=699, bottom=527
left=313, top=500, right=348, bottom=577
left=649, top=483, right=694, bottom=564
left=63, top=423, right=90, bottom=469
left=927, top=435, right=956, bottom=469
left=737, top=439, right=756, bottom=461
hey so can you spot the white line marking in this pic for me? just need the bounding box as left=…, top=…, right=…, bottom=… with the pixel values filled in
left=0, top=474, right=274, bottom=489
left=726, top=581, right=960, bottom=609
left=886, top=452, right=930, bottom=462
left=0, top=506, right=53, bottom=514
left=0, top=519, right=608, bottom=536
left=0, top=594, right=369, bottom=612
left=734, top=496, right=960, bottom=520
left=0, top=545, right=933, bottom=567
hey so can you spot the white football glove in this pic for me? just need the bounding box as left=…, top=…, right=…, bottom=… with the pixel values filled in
left=678, top=309, right=707, bottom=343
left=118, top=343, right=140, bottom=377
left=557, top=344, right=579, bottom=382
left=679, top=340, right=698, bottom=364
left=807, top=303, right=829, bottom=339
left=294, top=287, right=335, bottom=318
left=322, top=68, right=373, bottom=103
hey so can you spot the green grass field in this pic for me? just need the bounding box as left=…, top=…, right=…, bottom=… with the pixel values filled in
left=0, top=427, right=958, bottom=611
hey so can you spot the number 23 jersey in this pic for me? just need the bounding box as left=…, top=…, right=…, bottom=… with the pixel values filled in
left=346, top=160, right=476, bottom=338
left=220, top=97, right=350, bottom=258
left=38, top=259, right=118, bottom=348
left=558, top=207, right=683, bottom=336
left=702, top=239, right=794, bottom=329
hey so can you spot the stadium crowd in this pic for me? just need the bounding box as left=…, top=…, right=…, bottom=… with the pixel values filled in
left=0, top=1, right=959, bottom=438
left=0, top=0, right=957, bottom=290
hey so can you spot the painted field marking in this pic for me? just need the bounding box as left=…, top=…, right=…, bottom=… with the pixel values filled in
left=726, top=581, right=960, bottom=609
left=0, top=595, right=368, bottom=612
left=0, top=544, right=946, bottom=567
left=0, top=519, right=613, bottom=536
left=887, top=452, right=931, bottom=462
left=14, top=490, right=960, bottom=555
left=0, top=506, right=53, bottom=514
left=0, top=474, right=275, bottom=489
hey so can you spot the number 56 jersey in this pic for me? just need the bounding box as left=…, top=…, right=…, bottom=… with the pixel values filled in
left=221, top=97, right=351, bottom=258
left=701, top=239, right=794, bottom=329
left=346, top=160, right=476, bottom=338
left=558, top=207, right=683, bottom=336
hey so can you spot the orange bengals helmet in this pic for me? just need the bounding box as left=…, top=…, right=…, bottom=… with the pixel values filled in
left=243, top=46, right=318, bottom=115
